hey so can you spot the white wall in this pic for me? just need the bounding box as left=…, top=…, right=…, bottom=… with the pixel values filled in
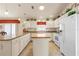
left=25, top=21, right=31, bottom=28
left=17, top=18, right=55, bottom=32
left=29, top=20, right=54, bottom=28
left=46, top=20, right=54, bottom=28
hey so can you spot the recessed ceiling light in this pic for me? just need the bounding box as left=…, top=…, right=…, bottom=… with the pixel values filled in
left=39, top=6, right=45, bottom=10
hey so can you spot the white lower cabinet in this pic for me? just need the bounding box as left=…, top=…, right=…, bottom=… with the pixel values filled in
left=20, top=37, right=25, bottom=52
left=33, top=38, right=49, bottom=56
left=20, top=34, right=31, bottom=54
left=12, top=33, right=31, bottom=56
left=0, top=41, right=12, bottom=56
left=2, top=41, right=12, bottom=56
left=0, top=41, right=2, bottom=56
left=0, top=33, right=31, bottom=56
left=12, top=38, right=20, bottom=56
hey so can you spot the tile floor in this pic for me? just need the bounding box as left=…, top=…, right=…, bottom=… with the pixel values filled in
left=19, top=40, right=62, bottom=56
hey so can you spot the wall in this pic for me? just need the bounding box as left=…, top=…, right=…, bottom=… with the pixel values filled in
left=30, top=20, right=54, bottom=28
left=17, top=19, right=55, bottom=34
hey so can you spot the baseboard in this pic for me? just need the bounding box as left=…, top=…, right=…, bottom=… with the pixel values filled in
left=61, top=52, right=65, bottom=56
left=50, top=40, right=66, bottom=56
left=51, top=40, right=60, bottom=49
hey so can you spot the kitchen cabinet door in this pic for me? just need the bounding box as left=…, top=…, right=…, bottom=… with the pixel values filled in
left=20, top=34, right=30, bottom=52
left=25, top=34, right=31, bottom=45
left=12, top=38, right=20, bottom=56
left=2, top=41, right=12, bottom=56
left=0, top=41, right=3, bottom=56
left=20, top=36, right=25, bottom=52
left=23, top=35, right=28, bottom=47
left=0, top=41, right=12, bottom=56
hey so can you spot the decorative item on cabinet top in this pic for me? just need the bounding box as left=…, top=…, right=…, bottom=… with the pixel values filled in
left=26, top=17, right=55, bottom=21
left=23, top=28, right=27, bottom=34
left=46, top=18, right=49, bottom=21
left=26, top=19, right=29, bottom=21
left=68, top=10, right=76, bottom=16
left=26, top=18, right=36, bottom=21
left=0, top=31, right=7, bottom=36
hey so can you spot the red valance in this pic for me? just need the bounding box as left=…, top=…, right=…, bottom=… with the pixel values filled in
left=37, top=22, right=46, bottom=25
left=0, top=20, right=20, bottom=23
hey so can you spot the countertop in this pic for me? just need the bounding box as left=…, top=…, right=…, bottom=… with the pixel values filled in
left=0, top=28, right=59, bottom=41
left=27, top=28, right=59, bottom=33
left=0, top=33, right=29, bottom=41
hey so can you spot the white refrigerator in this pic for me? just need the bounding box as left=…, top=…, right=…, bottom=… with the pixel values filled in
left=59, top=14, right=76, bottom=56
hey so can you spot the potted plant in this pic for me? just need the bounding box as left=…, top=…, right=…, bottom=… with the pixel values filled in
left=46, top=18, right=49, bottom=21
left=68, top=10, right=76, bottom=16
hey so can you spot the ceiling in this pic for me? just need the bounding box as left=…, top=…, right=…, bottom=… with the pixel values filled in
left=0, top=3, right=72, bottom=19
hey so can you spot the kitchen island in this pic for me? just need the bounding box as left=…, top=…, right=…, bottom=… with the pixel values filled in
left=32, top=36, right=50, bottom=56
left=0, top=33, right=31, bottom=56
left=30, top=28, right=58, bottom=56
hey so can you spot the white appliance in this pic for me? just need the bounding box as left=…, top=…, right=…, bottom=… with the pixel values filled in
left=59, top=14, right=76, bottom=56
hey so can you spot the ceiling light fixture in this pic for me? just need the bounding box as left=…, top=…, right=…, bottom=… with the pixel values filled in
left=39, top=6, right=45, bottom=10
